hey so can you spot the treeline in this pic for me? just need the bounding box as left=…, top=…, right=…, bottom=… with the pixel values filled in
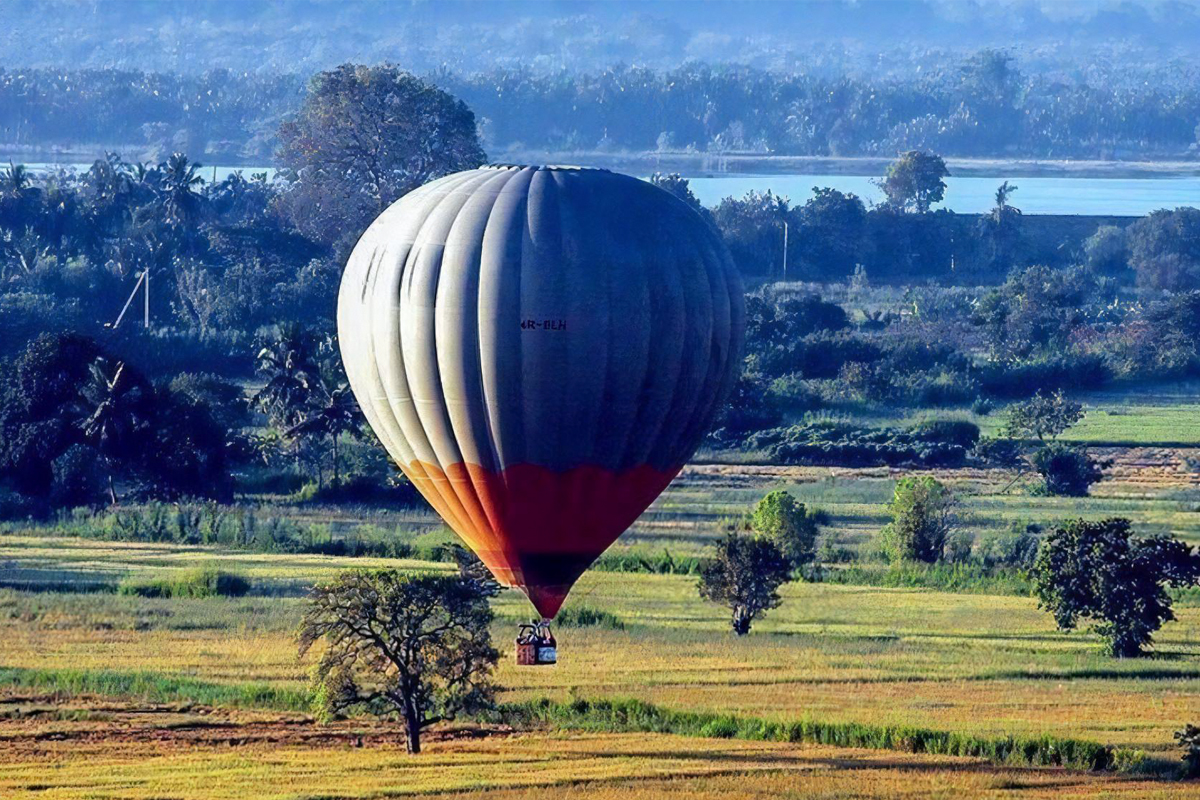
left=4, top=53, right=1200, bottom=161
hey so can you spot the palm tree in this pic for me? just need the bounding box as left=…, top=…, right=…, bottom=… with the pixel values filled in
left=79, top=358, right=150, bottom=504
left=251, top=323, right=320, bottom=430
left=160, top=153, right=205, bottom=226
left=285, top=377, right=362, bottom=487
left=1, top=162, right=30, bottom=198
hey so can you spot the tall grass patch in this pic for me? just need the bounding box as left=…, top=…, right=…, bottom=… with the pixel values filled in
left=117, top=565, right=251, bottom=598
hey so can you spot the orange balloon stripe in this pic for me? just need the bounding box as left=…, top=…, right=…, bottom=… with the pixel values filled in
left=405, top=459, right=680, bottom=617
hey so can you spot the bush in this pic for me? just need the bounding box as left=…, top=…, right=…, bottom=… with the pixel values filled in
left=880, top=477, right=956, bottom=564
left=745, top=420, right=969, bottom=468
left=555, top=605, right=625, bottom=630
left=977, top=524, right=1042, bottom=570
left=749, top=489, right=823, bottom=569
left=1032, top=444, right=1108, bottom=497
left=117, top=565, right=251, bottom=598
left=1176, top=724, right=1200, bottom=778
left=912, top=420, right=981, bottom=450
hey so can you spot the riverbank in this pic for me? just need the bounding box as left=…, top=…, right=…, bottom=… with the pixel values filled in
left=498, top=149, right=1200, bottom=179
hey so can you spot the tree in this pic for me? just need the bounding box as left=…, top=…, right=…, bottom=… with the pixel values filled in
left=78, top=358, right=153, bottom=505
left=978, top=181, right=1022, bottom=273
left=276, top=64, right=486, bottom=250
left=749, top=489, right=822, bottom=569
left=698, top=534, right=792, bottom=635
left=649, top=172, right=710, bottom=221
left=0, top=333, right=102, bottom=497
left=880, top=476, right=956, bottom=563
left=793, top=187, right=866, bottom=280
left=1083, top=225, right=1129, bottom=276
left=880, top=151, right=949, bottom=213
left=1032, top=518, right=1200, bottom=657
left=1004, top=389, right=1083, bottom=442
left=711, top=190, right=789, bottom=277
left=285, top=340, right=363, bottom=488
left=251, top=324, right=321, bottom=430
left=298, top=570, right=499, bottom=754
left=1127, top=207, right=1200, bottom=292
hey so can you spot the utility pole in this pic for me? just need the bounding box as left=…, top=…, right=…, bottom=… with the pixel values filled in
left=108, top=269, right=151, bottom=330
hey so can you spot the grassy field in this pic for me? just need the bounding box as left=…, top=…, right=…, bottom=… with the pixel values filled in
left=3, top=713, right=1183, bottom=800
left=5, top=384, right=1200, bottom=797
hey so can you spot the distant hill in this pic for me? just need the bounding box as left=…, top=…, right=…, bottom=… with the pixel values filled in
left=2, top=0, right=1200, bottom=77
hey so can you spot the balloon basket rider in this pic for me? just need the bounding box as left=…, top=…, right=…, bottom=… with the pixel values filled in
left=515, top=620, right=556, bottom=666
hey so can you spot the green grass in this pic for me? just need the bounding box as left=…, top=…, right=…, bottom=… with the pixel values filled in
left=498, top=696, right=1136, bottom=774
left=0, top=666, right=306, bottom=710
left=117, top=565, right=251, bottom=598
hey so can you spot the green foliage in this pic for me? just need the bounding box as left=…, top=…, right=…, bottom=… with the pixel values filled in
left=1127, top=207, right=1200, bottom=292
left=698, top=534, right=792, bottom=635
left=881, top=151, right=949, bottom=213
left=1004, top=389, right=1084, bottom=441
left=1032, top=518, right=1200, bottom=657
left=117, top=565, right=250, bottom=598
left=590, top=549, right=701, bottom=576
left=880, top=477, right=956, bottom=564
left=1176, top=724, right=1200, bottom=778
left=502, top=697, right=1114, bottom=772
left=745, top=420, right=970, bottom=468
left=749, top=489, right=823, bottom=568
left=298, top=570, right=498, bottom=754
left=0, top=666, right=306, bottom=711
left=977, top=524, right=1042, bottom=570
left=821, top=561, right=1033, bottom=595
left=1031, top=444, right=1109, bottom=497
left=555, top=605, right=625, bottom=630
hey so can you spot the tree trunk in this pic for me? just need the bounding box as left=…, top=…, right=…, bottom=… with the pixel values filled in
left=732, top=606, right=751, bottom=636
left=403, top=702, right=422, bottom=754
left=332, top=434, right=340, bottom=488
left=106, top=470, right=119, bottom=506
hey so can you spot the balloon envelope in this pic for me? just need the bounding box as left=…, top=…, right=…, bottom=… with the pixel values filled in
left=338, top=165, right=744, bottom=617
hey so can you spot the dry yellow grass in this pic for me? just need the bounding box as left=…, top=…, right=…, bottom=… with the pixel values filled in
left=0, top=711, right=1189, bottom=800
left=5, top=535, right=1200, bottom=752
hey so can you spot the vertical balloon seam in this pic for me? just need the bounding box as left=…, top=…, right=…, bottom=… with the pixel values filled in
left=628, top=184, right=693, bottom=473
left=382, top=173, right=485, bottom=542
left=407, top=170, right=504, bottom=552
left=439, top=168, right=522, bottom=574
left=673, top=225, right=733, bottom=458
left=656, top=202, right=715, bottom=465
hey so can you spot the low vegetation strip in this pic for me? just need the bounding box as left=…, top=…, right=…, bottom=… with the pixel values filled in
left=499, top=697, right=1117, bottom=773
left=0, top=667, right=306, bottom=711
left=0, top=666, right=1177, bottom=776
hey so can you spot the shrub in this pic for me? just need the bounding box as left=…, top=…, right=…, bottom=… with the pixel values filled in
left=912, top=420, right=981, bottom=450
left=1032, top=444, right=1108, bottom=497
left=977, top=524, right=1042, bottom=570
left=749, top=489, right=823, bottom=569
left=117, top=565, right=251, bottom=598
left=880, top=477, right=956, bottom=564
left=1176, top=724, right=1200, bottom=778
left=745, top=420, right=969, bottom=468
left=555, top=605, right=625, bottom=630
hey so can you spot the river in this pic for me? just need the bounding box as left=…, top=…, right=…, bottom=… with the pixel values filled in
left=685, top=174, right=1200, bottom=216
left=16, top=160, right=1200, bottom=216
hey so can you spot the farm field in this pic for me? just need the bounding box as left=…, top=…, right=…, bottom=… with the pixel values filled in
left=5, top=386, right=1200, bottom=797
left=1, top=713, right=1185, bottom=800
left=4, top=532, right=1200, bottom=753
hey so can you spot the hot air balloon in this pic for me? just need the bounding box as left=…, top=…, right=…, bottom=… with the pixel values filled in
left=337, top=165, right=745, bottom=645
